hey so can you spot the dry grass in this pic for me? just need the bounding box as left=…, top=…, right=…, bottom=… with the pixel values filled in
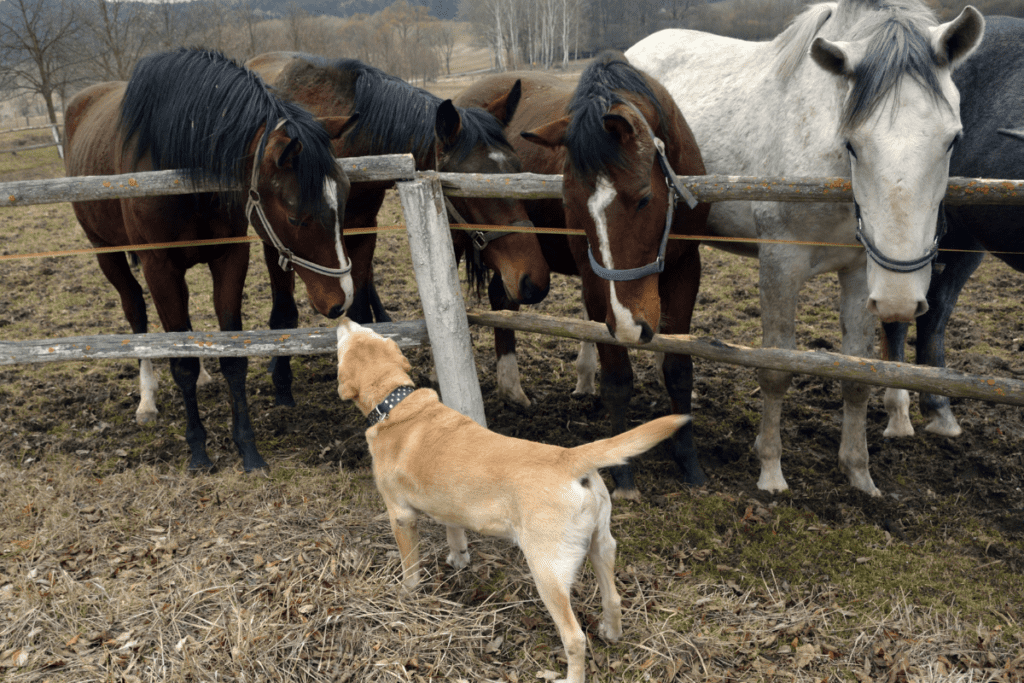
left=3, top=458, right=1023, bottom=682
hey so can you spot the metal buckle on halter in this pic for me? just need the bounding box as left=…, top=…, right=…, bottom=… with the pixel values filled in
left=277, top=249, right=295, bottom=272
left=471, top=231, right=489, bottom=251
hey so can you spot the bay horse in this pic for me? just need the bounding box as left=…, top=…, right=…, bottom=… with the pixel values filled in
left=63, top=48, right=355, bottom=472
left=627, top=0, right=984, bottom=495
left=455, top=51, right=710, bottom=499
left=882, top=15, right=1024, bottom=439
left=246, top=53, right=550, bottom=408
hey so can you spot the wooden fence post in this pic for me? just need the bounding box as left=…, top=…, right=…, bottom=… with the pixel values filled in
left=51, top=124, right=63, bottom=160
left=397, top=174, right=487, bottom=428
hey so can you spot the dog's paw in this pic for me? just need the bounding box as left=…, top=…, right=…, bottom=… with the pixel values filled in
left=446, top=549, right=471, bottom=570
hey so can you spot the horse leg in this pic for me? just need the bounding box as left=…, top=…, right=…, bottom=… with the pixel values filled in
left=753, top=251, right=804, bottom=493
left=262, top=242, right=299, bottom=407
left=837, top=267, right=879, bottom=496
left=572, top=295, right=597, bottom=398
left=597, top=343, right=636, bottom=499
left=880, top=321, right=914, bottom=437
left=489, top=272, right=531, bottom=407
left=345, top=232, right=391, bottom=324
left=915, top=243, right=985, bottom=437
left=95, top=251, right=158, bottom=425
left=658, top=245, right=706, bottom=487
left=210, top=249, right=267, bottom=472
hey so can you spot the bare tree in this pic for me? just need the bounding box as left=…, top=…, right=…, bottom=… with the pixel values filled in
left=143, top=0, right=200, bottom=52
left=81, top=0, right=148, bottom=81
left=434, top=21, right=457, bottom=74
left=284, top=3, right=308, bottom=52
left=0, top=0, right=82, bottom=124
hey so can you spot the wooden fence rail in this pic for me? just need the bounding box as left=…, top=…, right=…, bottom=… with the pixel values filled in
left=467, top=312, right=1024, bottom=408
left=4, top=165, right=1024, bottom=208
left=0, top=123, right=63, bottom=158
left=438, top=172, right=1024, bottom=205
left=1, top=154, right=416, bottom=207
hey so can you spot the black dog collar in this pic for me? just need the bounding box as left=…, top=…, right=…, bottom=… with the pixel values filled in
left=368, top=386, right=415, bottom=427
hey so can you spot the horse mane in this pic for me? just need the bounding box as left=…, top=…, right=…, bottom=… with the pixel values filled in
left=327, top=58, right=513, bottom=164
left=564, top=50, right=666, bottom=180
left=774, top=3, right=836, bottom=80
left=773, top=0, right=950, bottom=134
left=120, top=48, right=341, bottom=206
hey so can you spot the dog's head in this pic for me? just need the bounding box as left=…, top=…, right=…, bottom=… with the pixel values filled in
left=337, top=317, right=413, bottom=413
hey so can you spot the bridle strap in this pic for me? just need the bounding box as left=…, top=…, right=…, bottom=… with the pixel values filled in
left=245, top=118, right=353, bottom=279
left=587, top=101, right=699, bottom=283
left=444, top=195, right=533, bottom=252
left=853, top=201, right=944, bottom=274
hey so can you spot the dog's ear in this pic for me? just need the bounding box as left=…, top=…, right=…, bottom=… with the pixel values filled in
left=388, top=339, right=412, bottom=374
left=337, top=365, right=358, bottom=401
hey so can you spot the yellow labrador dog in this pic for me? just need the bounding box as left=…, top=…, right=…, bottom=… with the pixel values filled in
left=336, top=318, right=686, bottom=683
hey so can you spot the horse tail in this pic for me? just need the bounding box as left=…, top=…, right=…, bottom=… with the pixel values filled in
left=560, top=414, right=689, bottom=480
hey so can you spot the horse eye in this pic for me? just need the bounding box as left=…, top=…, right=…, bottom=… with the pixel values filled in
left=288, top=216, right=301, bottom=227
left=637, top=195, right=651, bottom=211
left=844, top=141, right=857, bottom=159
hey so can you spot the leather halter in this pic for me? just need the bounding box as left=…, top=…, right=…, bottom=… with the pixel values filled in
left=854, top=200, right=946, bottom=273
left=367, top=386, right=415, bottom=426
left=246, top=119, right=353, bottom=278
left=587, top=101, right=699, bottom=283
left=444, top=195, right=534, bottom=263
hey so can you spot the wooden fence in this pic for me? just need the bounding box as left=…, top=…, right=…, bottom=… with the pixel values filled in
left=2, top=156, right=1024, bottom=430
left=0, top=123, right=63, bottom=159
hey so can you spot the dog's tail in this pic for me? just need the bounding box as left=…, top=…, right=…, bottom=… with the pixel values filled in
left=562, top=414, right=689, bottom=480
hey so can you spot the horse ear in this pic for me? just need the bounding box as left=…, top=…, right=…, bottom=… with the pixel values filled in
left=435, top=100, right=463, bottom=151
left=275, top=137, right=303, bottom=169
left=930, top=5, right=984, bottom=68
left=521, top=116, right=570, bottom=149
left=484, top=79, right=522, bottom=126
left=320, top=114, right=360, bottom=140
left=603, top=113, right=635, bottom=144
left=997, top=128, right=1024, bottom=144
left=810, top=37, right=859, bottom=78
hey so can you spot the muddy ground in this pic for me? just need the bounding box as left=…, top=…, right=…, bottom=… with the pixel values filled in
left=1, top=148, right=1023, bottom=681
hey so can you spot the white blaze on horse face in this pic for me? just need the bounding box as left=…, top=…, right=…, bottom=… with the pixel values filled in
left=324, top=178, right=354, bottom=308
left=846, top=75, right=962, bottom=323
left=587, top=175, right=645, bottom=343
left=488, top=150, right=517, bottom=172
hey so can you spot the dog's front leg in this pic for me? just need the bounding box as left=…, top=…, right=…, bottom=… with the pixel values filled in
left=388, top=508, right=422, bottom=591
left=445, top=526, right=471, bottom=570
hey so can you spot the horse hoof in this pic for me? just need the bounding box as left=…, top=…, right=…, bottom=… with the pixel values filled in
left=136, top=409, right=158, bottom=425
left=611, top=487, right=641, bottom=502
left=275, top=393, right=297, bottom=408
left=188, top=460, right=217, bottom=474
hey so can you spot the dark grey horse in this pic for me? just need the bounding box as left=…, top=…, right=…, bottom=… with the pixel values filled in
left=882, top=15, right=1024, bottom=438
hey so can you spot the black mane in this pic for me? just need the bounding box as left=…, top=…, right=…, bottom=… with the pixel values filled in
left=564, top=50, right=666, bottom=180
left=120, top=48, right=341, bottom=205
left=326, top=57, right=512, bottom=165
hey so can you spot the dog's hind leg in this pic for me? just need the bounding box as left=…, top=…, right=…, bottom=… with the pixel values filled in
left=387, top=506, right=422, bottom=591
left=523, top=549, right=588, bottom=683
left=588, top=521, right=623, bottom=642
left=445, top=526, right=471, bottom=570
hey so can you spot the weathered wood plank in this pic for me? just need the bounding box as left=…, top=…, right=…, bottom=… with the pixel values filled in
left=0, top=321, right=429, bottom=365
left=398, top=177, right=488, bottom=428
left=467, top=311, right=1024, bottom=407
left=0, top=154, right=416, bottom=207
left=436, top=171, right=1024, bottom=205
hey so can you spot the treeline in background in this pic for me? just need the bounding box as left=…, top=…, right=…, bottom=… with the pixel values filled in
left=2, top=0, right=1022, bottom=128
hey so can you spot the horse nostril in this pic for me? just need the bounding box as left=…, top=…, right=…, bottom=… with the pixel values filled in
left=638, top=321, right=655, bottom=344
left=328, top=303, right=347, bottom=319
left=518, top=275, right=548, bottom=305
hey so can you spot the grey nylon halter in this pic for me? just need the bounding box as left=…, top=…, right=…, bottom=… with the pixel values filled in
left=587, top=102, right=699, bottom=282
left=246, top=119, right=353, bottom=278
left=853, top=200, right=946, bottom=273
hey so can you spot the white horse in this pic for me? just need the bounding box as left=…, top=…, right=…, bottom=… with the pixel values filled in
left=626, top=0, right=984, bottom=496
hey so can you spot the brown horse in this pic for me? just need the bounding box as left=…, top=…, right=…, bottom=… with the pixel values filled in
left=64, top=48, right=355, bottom=472
left=246, top=53, right=550, bottom=407
left=455, top=51, right=711, bottom=499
